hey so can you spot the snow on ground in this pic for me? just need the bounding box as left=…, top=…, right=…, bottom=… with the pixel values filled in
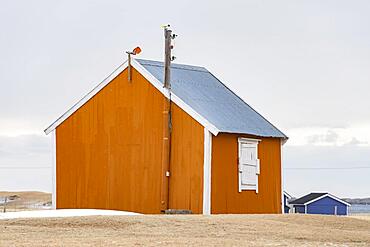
left=0, top=209, right=140, bottom=219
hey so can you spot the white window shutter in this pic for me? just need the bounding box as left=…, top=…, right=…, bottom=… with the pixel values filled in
left=240, top=161, right=257, bottom=186
left=238, top=138, right=260, bottom=193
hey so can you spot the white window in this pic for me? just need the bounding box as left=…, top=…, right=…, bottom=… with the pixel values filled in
left=238, top=138, right=260, bottom=193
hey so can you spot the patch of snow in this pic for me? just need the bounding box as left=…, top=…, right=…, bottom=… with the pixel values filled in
left=0, top=209, right=141, bottom=219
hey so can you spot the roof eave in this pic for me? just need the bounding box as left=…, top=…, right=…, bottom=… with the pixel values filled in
left=303, top=194, right=351, bottom=206
left=43, top=58, right=221, bottom=136
left=44, top=60, right=129, bottom=135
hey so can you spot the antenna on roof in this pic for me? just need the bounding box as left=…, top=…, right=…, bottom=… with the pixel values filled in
left=126, top=46, right=142, bottom=82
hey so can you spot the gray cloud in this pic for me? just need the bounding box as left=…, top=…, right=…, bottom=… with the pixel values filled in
left=1, top=0, right=370, bottom=132
left=1, top=0, right=370, bottom=196
left=306, top=130, right=339, bottom=144
left=345, top=137, right=368, bottom=146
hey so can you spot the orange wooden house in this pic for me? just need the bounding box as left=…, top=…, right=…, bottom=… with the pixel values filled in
left=45, top=58, right=287, bottom=214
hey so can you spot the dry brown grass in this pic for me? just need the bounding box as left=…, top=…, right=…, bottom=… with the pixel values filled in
left=0, top=214, right=369, bottom=246
left=0, top=191, right=51, bottom=202
left=351, top=214, right=370, bottom=221
left=0, top=191, right=51, bottom=212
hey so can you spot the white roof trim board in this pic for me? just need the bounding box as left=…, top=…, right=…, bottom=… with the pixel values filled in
left=283, top=191, right=292, bottom=199
left=44, top=61, right=128, bottom=135
left=302, top=193, right=351, bottom=207
left=44, top=58, right=287, bottom=139
left=44, top=59, right=219, bottom=135
left=137, top=59, right=287, bottom=139
left=291, top=193, right=351, bottom=206
left=132, top=59, right=219, bottom=135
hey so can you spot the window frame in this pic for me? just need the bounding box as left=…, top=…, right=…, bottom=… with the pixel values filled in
left=238, top=137, right=261, bottom=193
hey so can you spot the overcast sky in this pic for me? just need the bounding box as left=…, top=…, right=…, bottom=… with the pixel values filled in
left=1, top=0, right=369, bottom=198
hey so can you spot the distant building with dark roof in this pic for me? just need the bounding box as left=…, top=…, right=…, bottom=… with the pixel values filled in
left=290, top=192, right=351, bottom=215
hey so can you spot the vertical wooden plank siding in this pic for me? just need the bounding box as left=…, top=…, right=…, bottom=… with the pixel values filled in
left=211, top=133, right=282, bottom=214
left=56, top=67, right=165, bottom=214
left=168, top=103, right=204, bottom=214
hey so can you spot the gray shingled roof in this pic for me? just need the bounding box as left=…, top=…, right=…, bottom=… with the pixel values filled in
left=137, top=59, right=287, bottom=138
left=289, top=193, right=328, bottom=205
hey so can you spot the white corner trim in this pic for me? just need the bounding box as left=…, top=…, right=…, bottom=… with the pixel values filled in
left=281, top=139, right=284, bottom=214
left=203, top=129, right=212, bottom=215
left=51, top=130, right=56, bottom=209
left=303, top=193, right=351, bottom=207
left=44, top=58, right=220, bottom=136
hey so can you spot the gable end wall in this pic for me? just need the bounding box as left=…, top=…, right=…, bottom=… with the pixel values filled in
left=307, top=197, right=348, bottom=215
left=56, top=67, right=204, bottom=214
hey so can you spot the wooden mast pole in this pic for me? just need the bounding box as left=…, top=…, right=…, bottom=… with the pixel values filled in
left=160, top=25, right=175, bottom=212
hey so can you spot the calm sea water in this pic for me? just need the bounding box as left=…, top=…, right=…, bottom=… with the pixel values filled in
left=349, top=204, right=370, bottom=214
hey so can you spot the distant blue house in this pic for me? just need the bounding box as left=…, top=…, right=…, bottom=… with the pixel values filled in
left=290, top=193, right=351, bottom=216
left=283, top=191, right=292, bottom=214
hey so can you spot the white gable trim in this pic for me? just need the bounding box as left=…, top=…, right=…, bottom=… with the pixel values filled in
left=132, top=59, right=219, bottom=135
left=303, top=193, right=351, bottom=207
left=44, top=59, right=220, bottom=135
left=130, top=59, right=170, bottom=98
left=44, top=61, right=128, bottom=135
